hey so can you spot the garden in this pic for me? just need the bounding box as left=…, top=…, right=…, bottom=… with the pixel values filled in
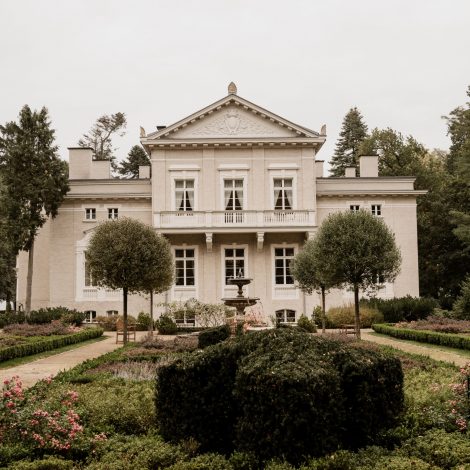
left=1, top=325, right=470, bottom=470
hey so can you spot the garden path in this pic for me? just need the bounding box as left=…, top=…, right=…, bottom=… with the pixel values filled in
left=361, top=329, right=469, bottom=367
left=1, top=331, right=150, bottom=388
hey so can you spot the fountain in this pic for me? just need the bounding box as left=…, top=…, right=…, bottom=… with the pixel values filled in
left=222, top=270, right=259, bottom=331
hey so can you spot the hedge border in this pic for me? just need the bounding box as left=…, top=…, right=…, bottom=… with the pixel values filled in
left=0, top=328, right=104, bottom=362
left=372, top=323, right=470, bottom=351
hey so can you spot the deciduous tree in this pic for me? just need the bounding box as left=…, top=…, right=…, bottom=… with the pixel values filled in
left=0, top=106, right=69, bottom=314
left=86, top=218, right=174, bottom=343
left=311, top=210, right=401, bottom=338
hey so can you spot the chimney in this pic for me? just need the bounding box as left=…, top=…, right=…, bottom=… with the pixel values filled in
left=157, top=125, right=166, bottom=131
left=359, top=155, right=379, bottom=177
left=68, top=147, right=93, bottom=179
left=92, top=159, right=111, bottom=179
left=139, top=165, right=151, bottom=179
left=345, top=167, right=356, bottom=178
left=315, top=160, right=324, bottom=178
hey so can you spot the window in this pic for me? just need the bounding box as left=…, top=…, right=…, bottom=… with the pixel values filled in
left=273, top=178, right=293, bottom=210
left=371, top=204, right=382, bottom=216
left=175, top=249, right=195, bottom=286
left=175, top=179, right=194, bottom=211
left=224, top=248, right=245, bottom=285
left=224, top=179, right=244, bottom=211
left=106, top=310, right=118, bottom=317
left=84, top=255, right=97, bottom=287
left=350, top=205, right=360, bottom=212
left=108, top=208, right=119, bottom=219
left=274, top=247, right=295, bottom=285
left=85, top=208, right=96, bottom=220
left=84, top=310, right=97, bottom=323
left=276, top=309, right=296, bottom=324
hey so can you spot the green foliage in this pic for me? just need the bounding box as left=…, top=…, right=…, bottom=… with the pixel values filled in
left=330, top=107, right=368, bottom=176
left=166, top=453, right=233, bottom=470
left=95, top=314, right=136, bottom=331
left=0, top=310, right=26, bottom=328
left=373, top=323, right=470, bottom=351
left=156, top=329, right=404, bottom=464
left=156, top=314, right=178, bottom=335
left=326, top=304, right=383, bottom=328
left=198, top=325, right=231, bottom=348
left=117, top=145, right=150, bottom=178
left=78, top=112, right=127, bottom=168
left=137, top=311, right=152, bottom=330
left=9, top=457, right=75, bottom=470
left=362, top=296, right=438, bottom=322
left=0, top=180, right=16, bottom=305
left=28, top=306, right=84, bottom=325
left=0, top=443, right=30, bottom=467
left=0, top=327, right=103, bottom=362
left=453, top=275, right=470, bottom=319
left=297, top=314, right=317, bottom=332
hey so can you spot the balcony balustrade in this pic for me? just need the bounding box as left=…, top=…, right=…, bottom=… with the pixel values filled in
left=154, top=210, right=315, bottom=229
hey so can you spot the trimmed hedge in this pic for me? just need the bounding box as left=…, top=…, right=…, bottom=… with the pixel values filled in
left=0, top=328, right=103, bottom=362
left=363, top=296, right=438, bottom=323
left=372, top=323, right=470, bottom=351
left=198, top=324, right=231, bottom=349
left=156, top=329, right=404, bottom=464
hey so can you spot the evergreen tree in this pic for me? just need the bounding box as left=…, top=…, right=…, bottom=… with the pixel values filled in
left=0, top=105, right=69, bottom=314
left=330, top=107, right=368, bottom=176
left=117, top=145, right=150, bottom=178
left=78, top=112, right=126, bottom=170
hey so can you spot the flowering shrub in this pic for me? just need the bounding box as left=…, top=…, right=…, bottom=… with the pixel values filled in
left=3, top=321, right=72, bottom=337
left=395, top=316, right=470, bottom=334
left=448, top=363, right=470, bottom=432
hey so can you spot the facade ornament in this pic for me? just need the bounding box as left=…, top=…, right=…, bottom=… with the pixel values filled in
left=320, top=124, right=326, bottom=136
left=205, top=232, right=213, bottom=253
left=228, top=82, right=237, bottom=95
left=140, top=126, right=146, bottom=137
left=257, top=232, right=264, bottom=252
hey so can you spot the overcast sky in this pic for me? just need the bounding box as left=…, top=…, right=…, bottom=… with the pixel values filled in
left=1, top=0, right=469, bottom=168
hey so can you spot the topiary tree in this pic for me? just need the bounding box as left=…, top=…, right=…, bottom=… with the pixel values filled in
left=86, top=218, right=174, bottom=343
left=312, top=210, right=401, bottom=338
left=291, top=238, right=333, bottom=333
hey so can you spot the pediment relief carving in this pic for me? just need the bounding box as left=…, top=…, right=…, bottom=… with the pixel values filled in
left=167, top=106, right=298, bottom=139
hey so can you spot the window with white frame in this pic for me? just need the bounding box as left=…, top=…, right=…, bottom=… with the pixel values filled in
left=350, top=204, right=360, bottom=212
left=106, top=310, right=118, bottom=317
left=84, top=310, right=97, bottom=323
left=371, top=204, right=382, bottom=216
left=175, top=179, right=194, bottom=212
left=108, top=208, right=119, bottom=219
left=84, top=255, right=97, bottom=287
left=274, top=247, right=295, bottom=285
left=224, top=248, right=245, bottom=285
left=276, top=309, right=296, bottom=324
left=85, top=208, right=96, bottom=220
left=273, top=178, right=293, bottom=210
left=224, top=179, right=244, bottom=211
left=175, top=249, right=195, bottom=286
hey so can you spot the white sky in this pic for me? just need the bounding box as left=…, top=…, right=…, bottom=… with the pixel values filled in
left=1, top=0, right=469, bottom=167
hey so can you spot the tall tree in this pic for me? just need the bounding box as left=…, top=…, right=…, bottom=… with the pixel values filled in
left=117, top=145, right=150, bottom=178
left=78, top=112, right=126, bottom=169
left=86, top=218, right=174, bottom=344
left=291, top=239, right=333, bottom=333
left=330, top=107, right=368, bottom=176
left=0, top=106, right=69, bottom=314
left=311, top=210, right=401, bottom=338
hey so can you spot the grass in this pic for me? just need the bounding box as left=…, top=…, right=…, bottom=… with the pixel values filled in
left=368, top=331, right=470, bottom=359
left=0, top=335, right=107, bottom=369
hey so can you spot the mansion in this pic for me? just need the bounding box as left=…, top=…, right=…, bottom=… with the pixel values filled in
left=17, top=83, right=425, bottom=324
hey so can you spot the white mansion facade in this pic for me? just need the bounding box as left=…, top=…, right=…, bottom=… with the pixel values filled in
left=17, top=84, right=425, bottom=324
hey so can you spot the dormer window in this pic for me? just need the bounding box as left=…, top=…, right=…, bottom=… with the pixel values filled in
left=273, top=178, right=293, bottom=210
left=175, top=179, right=194, bottom=212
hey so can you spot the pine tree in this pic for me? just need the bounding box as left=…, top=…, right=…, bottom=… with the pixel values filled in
left=330, top=107, right=368, bottom=176
left=0, top=106, right=69, bottom=314
left=117, top=145, right=150, bottom=178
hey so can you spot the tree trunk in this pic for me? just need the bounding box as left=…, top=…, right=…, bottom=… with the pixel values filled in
left=354, top=284, right=361, bottom=339
left=149, top=291, right=154, bottom=337
left=25, top=239, right=34, bottom=316
left=123, top=287, right=128, bottom=345
left=321, top=286, right=326, bottom=334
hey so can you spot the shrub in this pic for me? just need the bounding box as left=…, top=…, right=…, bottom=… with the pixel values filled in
left=3, top=321, right=71, bottom=337
left=0, top=443, right=30, bottom=467
left=156, top=329, right=404, bottom=463
left=9, top=457, right=75, bottom=470
left=137, top=311, right=152, bottom=330
left=363, top=296, right=438, bottom=323
left=453, top=275, right=470, bottom=320
left=60, top=310, right=86, bottom=326
left=326, top=304, right=383, bottom=328
left=297, top=314, right=317, bottom=333
left=198, top=324, right=231, bottom=348
left=95, top=315, right=136, bottom=331
left=165, top=453, right=233, bottom=470
left=0, top=311, right=26, bottom=328
left=372, top=323, right=470, bottom=351
left=395, top=316, right=470, bottom=334
left=27, top=306, right=85, bottom=325
left=156, top=314, right=178, bottom=335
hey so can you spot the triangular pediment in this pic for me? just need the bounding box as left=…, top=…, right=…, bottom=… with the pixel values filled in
left=143, top=94, right=322, bottom=142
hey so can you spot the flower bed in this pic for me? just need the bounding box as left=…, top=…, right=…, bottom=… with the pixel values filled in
left=395, top=316, right=470, bottom=334
left=372, top=323, right=470, bottom=351
left=0, top=328, right=103, bottom=362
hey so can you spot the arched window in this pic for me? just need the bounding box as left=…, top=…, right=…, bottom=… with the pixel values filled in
left=275, top=309, right=296, bottom=324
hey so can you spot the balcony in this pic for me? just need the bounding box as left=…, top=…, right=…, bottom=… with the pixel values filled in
left=154, top=210, right=315, bottom=231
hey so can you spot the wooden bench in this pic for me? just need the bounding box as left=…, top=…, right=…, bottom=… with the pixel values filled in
left=339, top=324, right=356, bottom=335
left=116, top=319, right=136, bottom=343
